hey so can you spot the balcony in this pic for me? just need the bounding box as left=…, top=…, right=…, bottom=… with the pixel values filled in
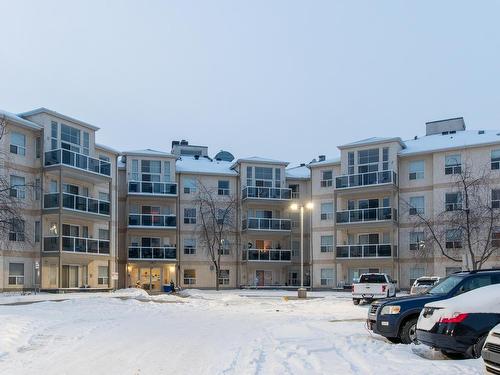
left=43, top=236, right=110, bottom=255
left=336, top=207, right=397, bottom=224
left=128, top=246, right=177, bottom=261
left=44, top=149, right=111, bottom=177
left=242, top=186, right=291, bottom=201
left=335, top=170, right=397, bottom=189
left=128, top=181, right=177, bottom=196
left=43, top=193, right=110, bottom=216
left=335, top=244, right=394, bottom=259
left=242, top=218, right=291, bottom=231
left=128, top=214, right=176, bottom=228
left=242, top=249, right=292, bottom=262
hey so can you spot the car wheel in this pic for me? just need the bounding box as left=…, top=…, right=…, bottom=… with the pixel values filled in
left=400, top=317, right=418, bottom=344
left=353, top=299, right=360, bottom=305
left=387, top=337, right=401, bottom=344
left=468, top=335, right=487, bottom=359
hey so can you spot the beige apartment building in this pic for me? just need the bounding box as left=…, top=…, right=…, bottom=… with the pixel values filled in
left=0, top=108, right=118, bottom=292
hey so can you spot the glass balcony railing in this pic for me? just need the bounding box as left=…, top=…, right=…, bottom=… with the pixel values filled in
left=43, top=236, right=110, bottom=255
left=335, top=244, right=394, bottom=258
left=242, top=249, right=292, bottom=262
left=242, top=218, right=291, bottom=231
left=128, top=214, right=176, bottom=228
left=128, top=246, right=177, bottom=260
left=335, top=170, right=397, bottom=189
left=336, top=207, right=397, bottom=224
left=44, top=149, right=111, bottom=177
left=43, top=193, right=110, bottom=216
left=242, top=186, right=292, bottom=200
left=128, top=181, right=177, bottom=196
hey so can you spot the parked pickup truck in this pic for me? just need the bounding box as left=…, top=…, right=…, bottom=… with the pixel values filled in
left=352, top=273, right=396, bottom=305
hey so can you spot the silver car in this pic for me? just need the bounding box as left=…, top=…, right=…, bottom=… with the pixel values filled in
left=410, top=276, right=440, bottom=295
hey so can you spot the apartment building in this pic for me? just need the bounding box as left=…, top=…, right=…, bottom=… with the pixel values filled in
left=0, top=108, right=118, bottom=292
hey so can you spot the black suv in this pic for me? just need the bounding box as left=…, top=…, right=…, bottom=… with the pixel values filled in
left=367, top=269, right=500, bottom=344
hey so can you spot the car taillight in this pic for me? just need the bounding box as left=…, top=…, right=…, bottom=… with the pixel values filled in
left=439, top=313, right=469, bottom=324
left=382, top=285, right=387, bottom=292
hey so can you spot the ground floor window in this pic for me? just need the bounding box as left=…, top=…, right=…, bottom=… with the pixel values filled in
left=184, top=269, right=196, bottom=285
left=218, top=270, right=230, bottom=285
left=409, top=267, right=425, bottom=285
left=320, top=268, right=334, bottom=286
left=8, top=263, right=24, bottom=285
left=98, top=266, right=109, bottom=285
left=288, top=271, right=299, bottom=286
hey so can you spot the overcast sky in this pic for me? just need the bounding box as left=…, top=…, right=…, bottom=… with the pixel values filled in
left=1, top=1, right=499, bottom=164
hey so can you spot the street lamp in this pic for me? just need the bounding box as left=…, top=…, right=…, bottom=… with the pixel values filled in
left=290, top=202, right=313, bottom=298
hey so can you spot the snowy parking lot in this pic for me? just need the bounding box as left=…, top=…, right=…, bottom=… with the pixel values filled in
left=0, top=290, right=484, bottom=375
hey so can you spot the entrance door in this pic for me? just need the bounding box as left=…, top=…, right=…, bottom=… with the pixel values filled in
left=62, top=265, right=79, bottom=288
left=256, top=270, right=272, bottom=286
left=140, top=267, right=161, bottom=291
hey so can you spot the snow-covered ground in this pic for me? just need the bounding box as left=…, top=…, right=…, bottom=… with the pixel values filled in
left=0, top=289, right=483, bottom=375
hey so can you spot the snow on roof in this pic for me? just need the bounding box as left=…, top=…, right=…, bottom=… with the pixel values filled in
left=286, top=165, right=311, bottom=179
left=123, top=149, right=175, bottom=158
left=176, top=156, right=237, bottom=176
left=400, top=129, right=500, bottom=156
left=18, top=107, right=100, bottom=131
left=0, top=109, right=42, bottom=130
left=95, top=143, right=120, bottom=154
left=309, top=156, right=341, bottom=167
left=339, top=136, right=404, bottom=149
left=234, top=156, right=289, bottom=166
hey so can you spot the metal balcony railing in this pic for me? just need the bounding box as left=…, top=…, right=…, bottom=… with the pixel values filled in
left=335, top=244, right=394, bottom=258
left=44, top=149, right=111, bottom=177
left=336, top=207, right=397, bottom=224
left=335, top=170, right=397, bottom=189
left=128, top=181, right=177, bottom=196
left=242, top=218, right=291, bottom=231
left=128, top=214, right=176, bottom=228
left=242, top=249, right=292, bottom=262
left=44, top=193, right=110, bottom=216
left=242, top=186, right=292, bottom=200
left=128, top=246, right=177, bottom=260
left=43, top=236, right=110, bottom=255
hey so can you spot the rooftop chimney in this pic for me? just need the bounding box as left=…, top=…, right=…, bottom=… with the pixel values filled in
left=425, top=117, right=465, bottom=136
left=318, top=155, right=326, bottom=162
left=180, top=140, right=189, bottom=146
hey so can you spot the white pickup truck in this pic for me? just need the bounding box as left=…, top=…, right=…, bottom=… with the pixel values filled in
left=352, top=273, right=396, bottom=305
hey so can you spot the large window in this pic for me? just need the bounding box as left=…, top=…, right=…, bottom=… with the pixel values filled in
left=10, top=132, right=26, bottom=156
left=8, top=263, right=24, bottom=285
left=409, top=160, right=425, bottom=180
left=51, top=121, right=58, bottom=150
left=184, top=208, right=196, bottom=224
left=9, top=219, right=25, bottom=242
left=183, top=178, right=197, bottom=194
left=141, top=160, right=161, bottom=181
left=183, top=269, right=196, bottom=285
left=445, top=154, right=461, bottom=175
left=97, top=266, right=108, bottom=285
left=60, top=124, right=81, bottom=152
left=320, top=202, right=334, bottom=221
left=218, top=180, right=230, bottom=195
left=492, top=149, right=500, bottom=170
left=320, top=235, right=334, bottom=252
left=409, top=196, right=424, bottom=215
left=357, top=148, right=379, bottom=173
left=184, top=238, right=196, bottom=254
left=218, top=270, right=230, bottom=285
left=321, top=170, right=333, bottom=187
left=409, top=231, right=425, bottom=250
left=10, top=175, right=26, bottom=199
left=320, top=268, right=334, bottom=286
left=445, top=228, right=462, bottom=249
left=254, top=167, right=273, bottom=187
left=445, top=192, right=462, bottom=211
left=492, top=190, right=500, bottom=208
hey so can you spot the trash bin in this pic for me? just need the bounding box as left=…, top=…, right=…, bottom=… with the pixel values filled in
left=163, top=285, right=173, bottom=293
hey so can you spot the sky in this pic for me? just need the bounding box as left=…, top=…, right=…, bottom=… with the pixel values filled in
left=1, top=1, right=500, bottom=165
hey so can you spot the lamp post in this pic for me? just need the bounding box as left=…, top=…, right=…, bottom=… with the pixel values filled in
left=291, top=202, right=313, bottom=298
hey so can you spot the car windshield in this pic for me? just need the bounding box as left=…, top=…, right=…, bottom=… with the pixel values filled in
left=427, top=275, right=462, bottom=295
left=359, top=274, right=386, bottom=283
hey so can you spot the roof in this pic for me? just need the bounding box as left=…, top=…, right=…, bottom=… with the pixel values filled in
left=0, top=109, right=42, bottom=131
left=286, top=165, right=311, bottom=179
left=18, top=107, right=100, bottom=131
left=400, top=129, right=500, bottom=156
left=232, top=156, right=289, bottom=168
left=95, top=143, right=120, bottom=155
left=176, top=156, right=238, bottom=176
left=338, top=136, right=405, bottom=150
left=122, top=149, right=176, bottom=158
left=309, top=156, right=341, bottom=168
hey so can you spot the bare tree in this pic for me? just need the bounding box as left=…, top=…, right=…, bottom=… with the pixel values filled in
left=404, top=161, right=500, bottom=270
left=195, top=179, right=238, bottom=290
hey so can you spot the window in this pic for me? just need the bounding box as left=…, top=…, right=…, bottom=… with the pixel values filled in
left=83, top=132, right=90, bottom=155
left=219, top=239, right=231, bottom=255
left=348, top=152, right=355, bottom=174
left=446, top=228, right=462, bottom=249
left=184, top=269, right=196, bottom=285
left=141, top=160, right=161, bottom=182
left=409, top=196, right=424, bottom=215
left=163, top=161, right=171, bottom=182
left=35, top=178, right=41, bottom=200
left=10, top=132, right=26, bottom=156
left=382, top=147, right=389, bottom=171
left=320, top=235, right=334, bottom=252
left=51, top=121, right=58, bottom=150
left=61, top=124, right=81, bottom=152
left=184, top=238, right=196, bottom=254
left=358, top=148, right=379, bottom=173
left=62, top=223, right=80, bottom=237
left=255, top=167, right=273, bottom=187
left=409, top=160, right=424, bottom=180
left=131, top=159, right=139, bottom=181
left=99, top=192, right=110, bottom=202
left=320, top=202, right=334, bottom=221
left=493, top=190, right=500, bottom=208
left=35, top=137, right=41, bottom=158
left=409, top=267, right=425, bottom=285
left=409, top=231, right=425, bottom=250
left=445, top=192, right=462, bottom=211
left=492, top=229, right=500, bottom=247
left=445, top=154, right=461, bottom=175
left=291, top=240, right=300, bottom=257
left=35, top=221, right=41, bottom=243
left=9, top=219, right=25, bottom=241
left=184, top=208, right=196, bottom=224
left=246, top=166, right=253, bottom=187
left=321, top=170, right=333, bottom=187
left=218, top=270, right=230, bottom=285
left=183, top=178, right=197, bottom=194
left=218, top=180, right=230, bottom=195
left=320, top=268, right=334, bottom=286
left=289, top=184, right=300, bottom=199
left=8, top=263, right=24, bottom=285
left=99, top=154, right=110, bottom=162
left=275, top=168, right=281, bottom=188
left=10, top=175, right=26, bottom=199
left=98, top=266, right=109, bottom=285
left=99, top=229, right=110, bottom=240
left=492, top=150, right=500, bottom=170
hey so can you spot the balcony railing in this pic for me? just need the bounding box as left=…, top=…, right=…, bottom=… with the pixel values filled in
left=43, top=236, right=110, bottom=255
left=128, top=246, right=177, bottom=260
left=43, top=193, right=110, bottom=216
left=336, top=207, right=397, bottom=224
left=44, top=149, right=111, bottom=177
left=242, top=218, right=291, bottom=231
left=335, top=170, right=397, bottom=189
left=335, top=244, right=394, bottom=258
left=128, top=214, right=176, bottom=228
left=128, top=181, right=177, bottom=196
left=242, top=249, right=292, bottom=262
left=242, top=186, right=292, bottom=200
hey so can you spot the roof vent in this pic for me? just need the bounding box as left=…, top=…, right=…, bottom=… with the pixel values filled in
left=194, top=155, right=199, bottom=160
left=318, top=155, right=326, bottom=162
left=478, top=130, right=485, bottom=135
left=180, top=140, right=189, bottom=146
left=300, top=163, right=305, bottom=167
left=414, top=135, right=418, bottom=140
